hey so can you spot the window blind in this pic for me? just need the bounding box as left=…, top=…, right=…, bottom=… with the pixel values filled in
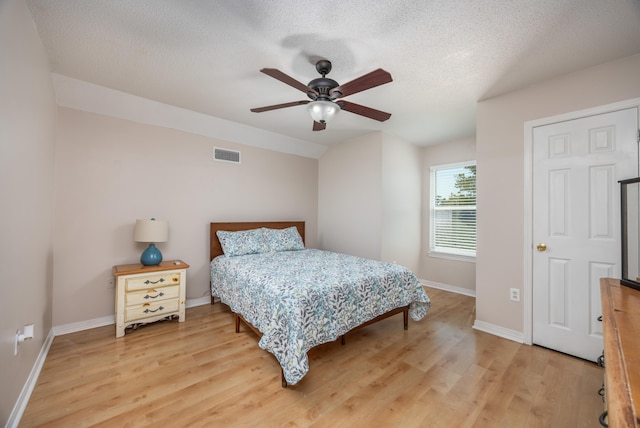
left=431, top=163, right=477, bottom=257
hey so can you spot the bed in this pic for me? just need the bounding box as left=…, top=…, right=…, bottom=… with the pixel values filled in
left=209, top=221, right=431, bottom=386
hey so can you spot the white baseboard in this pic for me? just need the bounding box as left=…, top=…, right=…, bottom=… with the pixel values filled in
left=420, top=280, right=524, bottom=344
left=52, top=315, right=115, bottom=336
left=186, top=296, right=211, bottom=308
left=52, top=296, right=212, bottom=336
left=421, top=279, right=476, bottom=297
left=473, top=320, right=524, bottom=343
left=6, top=328, right=55, bottom=428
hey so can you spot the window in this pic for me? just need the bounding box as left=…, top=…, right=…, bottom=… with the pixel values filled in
left=430, top=161, right=476, bottom=259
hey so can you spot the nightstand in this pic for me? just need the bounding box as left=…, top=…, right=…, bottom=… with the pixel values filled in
left=113, top=260, right=189, bottom=338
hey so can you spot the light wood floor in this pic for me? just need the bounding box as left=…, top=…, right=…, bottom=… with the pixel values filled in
left=20, top=288, right=604, bottom=427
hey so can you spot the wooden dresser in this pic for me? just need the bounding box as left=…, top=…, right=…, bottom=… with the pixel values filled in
left=600, top=277, right=640, bottom=427
left=113, top=260, right=189, bottom=338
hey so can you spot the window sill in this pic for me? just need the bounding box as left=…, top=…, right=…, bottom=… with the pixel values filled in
left=428, top=251, right=476, bottom=263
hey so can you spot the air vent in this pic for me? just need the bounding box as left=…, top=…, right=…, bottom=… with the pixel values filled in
left=213, top=147, right=241, bottom=164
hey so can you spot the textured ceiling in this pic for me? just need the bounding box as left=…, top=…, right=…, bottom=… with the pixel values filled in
left=26, top=0, right=640, bottom=148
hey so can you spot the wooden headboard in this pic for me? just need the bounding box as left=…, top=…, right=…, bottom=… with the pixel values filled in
left=210, top=221, right=305, bottom=261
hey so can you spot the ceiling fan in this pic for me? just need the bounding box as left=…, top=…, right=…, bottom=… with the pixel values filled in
left=250, top=59, right=393, bottom=131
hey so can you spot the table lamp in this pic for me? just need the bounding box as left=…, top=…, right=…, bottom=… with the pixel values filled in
left=134, top=218, right=169, bottom=266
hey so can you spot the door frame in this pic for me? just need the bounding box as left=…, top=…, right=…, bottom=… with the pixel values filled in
left=523, top=98, right=640, bottom=345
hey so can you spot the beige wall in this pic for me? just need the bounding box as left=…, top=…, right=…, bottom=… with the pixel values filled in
left=318, top=132, right=383, bottom=260
left=319, top=131, right=422, bottom=272
left=0, top=0, right=57, bottom=423
left=420, top=138, right=476, bottom=292
left=476, top=53, right=640, bottom=334
left=381, top=133, right=422, bottom=271
left=53, top=108, right=318, bottom=326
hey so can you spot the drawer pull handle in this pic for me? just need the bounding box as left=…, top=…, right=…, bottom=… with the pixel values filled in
left=144, top=292, right=165, bottom=299
left=144, top=278, right=165, bottom=285
left=598, top=385, right=605, bottom=400
left=599, top=410, right=608, bottom=427
left=144, top=306, right=164, bottom=313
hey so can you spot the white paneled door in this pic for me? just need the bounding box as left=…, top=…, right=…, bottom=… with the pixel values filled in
left=532, top=108, right=638, bottom=361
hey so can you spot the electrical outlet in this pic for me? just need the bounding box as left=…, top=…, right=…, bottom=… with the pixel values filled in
left=510, top=288, right=520, bottom=302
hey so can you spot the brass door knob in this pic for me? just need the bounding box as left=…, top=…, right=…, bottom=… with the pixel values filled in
left=537, top=243, right=547, bottom=252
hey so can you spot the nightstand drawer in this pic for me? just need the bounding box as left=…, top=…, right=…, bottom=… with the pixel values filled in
left=113, top=260, right=189, bottom=337
left=126, top=285, right=180, bottom=306
left=125, top=299, right=180, bottom=322
left=126, top=272, right=181, bottom=291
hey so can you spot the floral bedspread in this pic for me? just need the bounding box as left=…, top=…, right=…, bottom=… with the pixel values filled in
left=210, top=249, right=431, bottom=385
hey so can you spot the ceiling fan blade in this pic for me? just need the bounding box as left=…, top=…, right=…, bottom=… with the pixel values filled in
left=339, top=100, right=391, bottom=122
left=330, top=69, right=392, bottom=98
left=260, top=68, right=318, bottom=96
left=251, top=100, right=309, bottom=113
left=313, top=121, right=326, bottom=131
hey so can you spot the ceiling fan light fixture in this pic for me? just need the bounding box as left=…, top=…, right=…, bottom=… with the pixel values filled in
left=307, top=100, right=339, bottom=124
left=251, top=61, right=392, bottom=129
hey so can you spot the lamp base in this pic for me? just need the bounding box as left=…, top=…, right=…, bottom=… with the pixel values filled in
left=140, top=243, right=163, bottom=266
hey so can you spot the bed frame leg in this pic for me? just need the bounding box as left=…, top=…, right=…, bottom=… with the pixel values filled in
left=281, top=369, right=287, bottom=388
left=341, top=335, right=345, bottom=345
left=234, top=313, right=240, bottom=333
left=403, top=307, right=409, bottom=330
